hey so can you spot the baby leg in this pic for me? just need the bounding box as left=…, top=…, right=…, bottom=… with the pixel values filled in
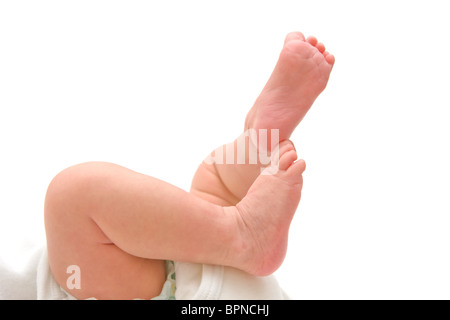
left=44, top=162, right=239, bottom=299
left=44, top=31, right=333, bottom=300
left=45, top=141, right=304, bottom=299
left=191, top=32, right=334, bottom=205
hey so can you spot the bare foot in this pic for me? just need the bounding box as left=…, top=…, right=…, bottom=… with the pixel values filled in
left=245, top=32, right=335, bottom=143
left=229, top=140, right=305, bottom=276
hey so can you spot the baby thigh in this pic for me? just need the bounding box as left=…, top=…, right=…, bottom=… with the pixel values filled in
left=44, top=162, right=166, bottom=300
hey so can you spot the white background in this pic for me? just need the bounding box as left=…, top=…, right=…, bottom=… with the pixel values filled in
left=1, top=1, right=449, bottom=299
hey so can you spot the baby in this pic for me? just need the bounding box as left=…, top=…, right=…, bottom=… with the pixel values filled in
left=42, top=31, right=334, bottom=299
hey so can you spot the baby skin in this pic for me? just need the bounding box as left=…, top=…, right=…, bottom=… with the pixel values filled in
left=44, top=32, right=334, bottom=299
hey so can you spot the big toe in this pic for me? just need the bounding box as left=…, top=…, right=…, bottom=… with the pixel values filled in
left=285, top=159, right=305, bottom=186
left=284, top=31, right=305, bottom=45
left=288, top=159, right=306, bottom=176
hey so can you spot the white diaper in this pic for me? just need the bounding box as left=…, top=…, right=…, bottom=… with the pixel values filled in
left=36, top=248, right=76, bottom=300
left=174, top=262, right=290, bottom=300
left=34, top=247, right=288, bottom=300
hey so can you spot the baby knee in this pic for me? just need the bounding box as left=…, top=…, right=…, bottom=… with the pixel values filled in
left=44, top=162, right=113, bottom=219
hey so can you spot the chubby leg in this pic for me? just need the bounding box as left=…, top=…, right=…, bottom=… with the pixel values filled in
left=45, top=149, right=304, bottom=299
left=191, top=32, right=334, bottom=205
left=44, top=161, right=239, bottom=299
left=44, top=31, right=333, bottom=300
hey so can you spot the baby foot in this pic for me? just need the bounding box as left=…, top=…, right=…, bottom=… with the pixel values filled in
left=245, top=32, right=335, bottom=143
left=232, top=140, right=306, bottom=276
